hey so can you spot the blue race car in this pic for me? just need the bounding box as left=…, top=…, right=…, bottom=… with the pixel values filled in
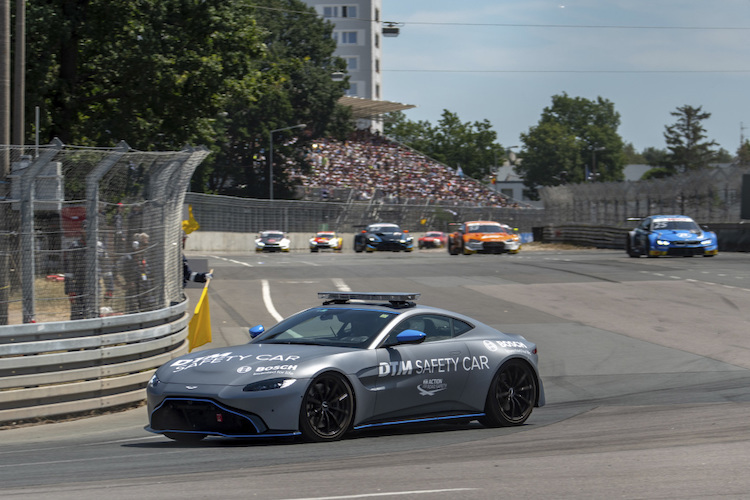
left=626, top=215, right=718, bottom=258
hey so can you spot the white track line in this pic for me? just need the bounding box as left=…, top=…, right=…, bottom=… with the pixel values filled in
left=261, top=279, right=284, bottom=322
left=332, top=278, right=352, bottom=291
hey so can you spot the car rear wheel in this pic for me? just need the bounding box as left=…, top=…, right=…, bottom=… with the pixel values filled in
left=481, top=359, right=537, bottom=427
left=299, top=372, right=354, bottom=442
left=164, top=432, right=207, bottom=442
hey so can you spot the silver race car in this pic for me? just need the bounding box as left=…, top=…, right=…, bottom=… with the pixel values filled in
left=146, top=292, right=545, bottom=442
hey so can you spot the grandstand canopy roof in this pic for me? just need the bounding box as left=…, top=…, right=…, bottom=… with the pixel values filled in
left=338, top=96, right=416, bottom=119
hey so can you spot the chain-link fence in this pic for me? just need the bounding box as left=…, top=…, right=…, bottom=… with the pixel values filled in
left=0, top=140, right=209, bottom=325
left=540, top=164, right=750, bottom=226
left=184, top=192, right=546, bottom=236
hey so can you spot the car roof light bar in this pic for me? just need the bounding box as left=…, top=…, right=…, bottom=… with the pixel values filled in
left=318, top=292, right=420, bottom=307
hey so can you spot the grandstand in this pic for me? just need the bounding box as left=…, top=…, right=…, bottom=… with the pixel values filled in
left=288, top=131, right=528, bottom=208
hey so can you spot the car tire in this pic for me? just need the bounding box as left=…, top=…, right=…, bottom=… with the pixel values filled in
left=480, top=359, right=537, bottom=427
left=449, top=240, right=459, bottom=255
left=299, top=372, right=354, bottom=442
left=163, top=432, right=207, bottom=443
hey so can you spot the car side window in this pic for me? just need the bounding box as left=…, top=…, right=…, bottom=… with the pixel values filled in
left=451, top=318, right=473, bottom=337
left=383, top=314, right=458, bottom=345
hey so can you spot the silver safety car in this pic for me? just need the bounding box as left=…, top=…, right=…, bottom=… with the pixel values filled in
left=146, top=292, right=545, bottom=442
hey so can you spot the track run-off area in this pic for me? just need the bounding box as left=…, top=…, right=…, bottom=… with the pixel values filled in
left=3, top=247, right=750, bottom=499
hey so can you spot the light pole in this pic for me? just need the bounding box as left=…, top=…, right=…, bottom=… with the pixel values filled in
left=590, top=146, right=605, bottom=181
left=269, top=123, right=306, bottom=200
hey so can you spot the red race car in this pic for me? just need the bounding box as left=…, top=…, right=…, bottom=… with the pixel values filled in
left=418, top=231, right=447, bottom=249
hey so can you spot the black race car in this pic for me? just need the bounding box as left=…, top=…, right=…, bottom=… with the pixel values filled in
left=353, top=223, right=414, bottom=253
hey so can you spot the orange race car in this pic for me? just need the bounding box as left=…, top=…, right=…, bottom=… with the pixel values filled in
left=447, top=220, right=522, bottom=255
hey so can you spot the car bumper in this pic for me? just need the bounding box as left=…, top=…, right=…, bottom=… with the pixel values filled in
left=367, top=242, right=414, bottom=252
left=146, top=382, right=308, bottom=438
left=465, top=241, right=520, bottom=254
left=648, top=245, right=718, bottom=257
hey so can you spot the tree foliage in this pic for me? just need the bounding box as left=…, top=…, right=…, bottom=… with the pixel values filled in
left=24, top=0, right=351, bottom=198
left=662, top=105, right=718, bottom=174
left=384, top=110, right=504, bottom=180
left=517, top=93, right=626, bottom=199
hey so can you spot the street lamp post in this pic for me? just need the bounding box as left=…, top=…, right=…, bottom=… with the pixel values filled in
left=590, top=146, right=605, bottom=181
left=269, top=123, right=306, bottom=200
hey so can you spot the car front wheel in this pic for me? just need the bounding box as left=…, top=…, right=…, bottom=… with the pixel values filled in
left=299, top=372, right=354, bottom=442
left=481, top=359, right=537, bottom=427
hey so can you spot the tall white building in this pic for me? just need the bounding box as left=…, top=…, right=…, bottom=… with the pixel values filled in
left=304, top=0, right=413, bottom=132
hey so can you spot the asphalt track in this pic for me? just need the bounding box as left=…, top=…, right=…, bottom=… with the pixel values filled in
left=3, top=248, right=750, bottom=499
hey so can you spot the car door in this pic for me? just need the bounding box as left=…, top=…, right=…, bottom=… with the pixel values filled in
left=372, top=314, right=470, bottom=420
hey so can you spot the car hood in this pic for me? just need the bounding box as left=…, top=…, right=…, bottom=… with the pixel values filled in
left=468, top=233, right=514, bottom=241
left=371, top=231, right=407, bottom=241
left=156, top=343, right=352, bottom=385
left=653, top=229, right=705, bottom=240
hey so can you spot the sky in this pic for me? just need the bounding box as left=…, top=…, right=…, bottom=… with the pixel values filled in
left=380, top=0, right=750, bottom=155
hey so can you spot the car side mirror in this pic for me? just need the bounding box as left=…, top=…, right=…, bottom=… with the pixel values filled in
left=249, top=325, right=265, bottom=339
left=396, top=329, right=426, bottom=345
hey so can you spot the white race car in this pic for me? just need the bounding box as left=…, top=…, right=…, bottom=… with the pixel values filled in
left=255, top=230, right=291, bottom=252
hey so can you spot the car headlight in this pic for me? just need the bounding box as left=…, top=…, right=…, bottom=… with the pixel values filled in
left=656, top=239, right=670, bottom=246
left=243, top=378, right=296, bottom=392
left=256, top=241, right=265, bottom=246
left=148, top=373, right=160, bottom=388
left=701, top=239, right=712, bottom=245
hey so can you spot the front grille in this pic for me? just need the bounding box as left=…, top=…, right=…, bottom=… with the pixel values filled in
left=151, top=398, right=262, bottom=435
left=479, top=241, right=507, bottom=254
left=376, top=241, right=405, bottom=251
left=667, top=247, right=704, bottom=256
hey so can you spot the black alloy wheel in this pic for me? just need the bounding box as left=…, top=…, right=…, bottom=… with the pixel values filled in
left=481, top=359, right=537, bottom=427
left=299, top=372, right=354, bottom=442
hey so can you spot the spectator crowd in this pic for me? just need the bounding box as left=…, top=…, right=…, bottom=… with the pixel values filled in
left=288, top=131, right=523, bottom=207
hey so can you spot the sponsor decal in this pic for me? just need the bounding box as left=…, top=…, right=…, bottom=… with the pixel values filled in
left=378, top=355, right=489, bottom=377
left=418, top=378, right=448, bottom=396
left=254, top=364, right=298, bottom=374
left=170, top=352, right=301, bottom=372
left=484, top=340, right=527, bottom=351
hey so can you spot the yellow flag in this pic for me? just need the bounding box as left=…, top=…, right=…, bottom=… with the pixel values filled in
left=188, top=285, right=212, bottom=352
left=182, top=205, right=200, bottom=235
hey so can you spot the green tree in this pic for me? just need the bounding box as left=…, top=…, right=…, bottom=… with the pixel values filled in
left=517, top=93, right=626, bottom=199
left=623, top=143, right=645, bottom=164
left=738, top=141, right=750, bottom=166
left=384, top=110, right=504, bottom=181
left=26, top=0, right=269, bottom=149
left=206, top=0, right=351, bottom=198
left=663, top=105, right=718, bottom=174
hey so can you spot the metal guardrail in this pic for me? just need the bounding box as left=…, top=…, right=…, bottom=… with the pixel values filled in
left=0, top=300, right=189, bottom=425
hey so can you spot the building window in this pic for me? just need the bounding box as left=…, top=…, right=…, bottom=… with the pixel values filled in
left=374, top=33, right=380, bottom=48
left=375, top=8, right=380, bottom=22
left=346, top=82, right=359, bottom=97
left=345, top=57, right=358, bottom=71
left=375, top=84, right=380, bottom=99
left=333, top=31, right=359, bottom=44
left=375, top=58, right=380, bottom=73
left=322, top=5, right=357, bottom=18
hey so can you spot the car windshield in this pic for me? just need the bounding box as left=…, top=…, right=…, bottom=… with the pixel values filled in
left=256, top=307, right=398, bottom=348
left=262, top=232, right=284, bottom=239
left=369, top=225, right=399, bottom=233
left=651, top=220, right=700, bottom=232
left=317, top=232, right=335, bottom=237
left=425, top=232, right=442, bottom=237
left=467, top=224, right=505, bottom=234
